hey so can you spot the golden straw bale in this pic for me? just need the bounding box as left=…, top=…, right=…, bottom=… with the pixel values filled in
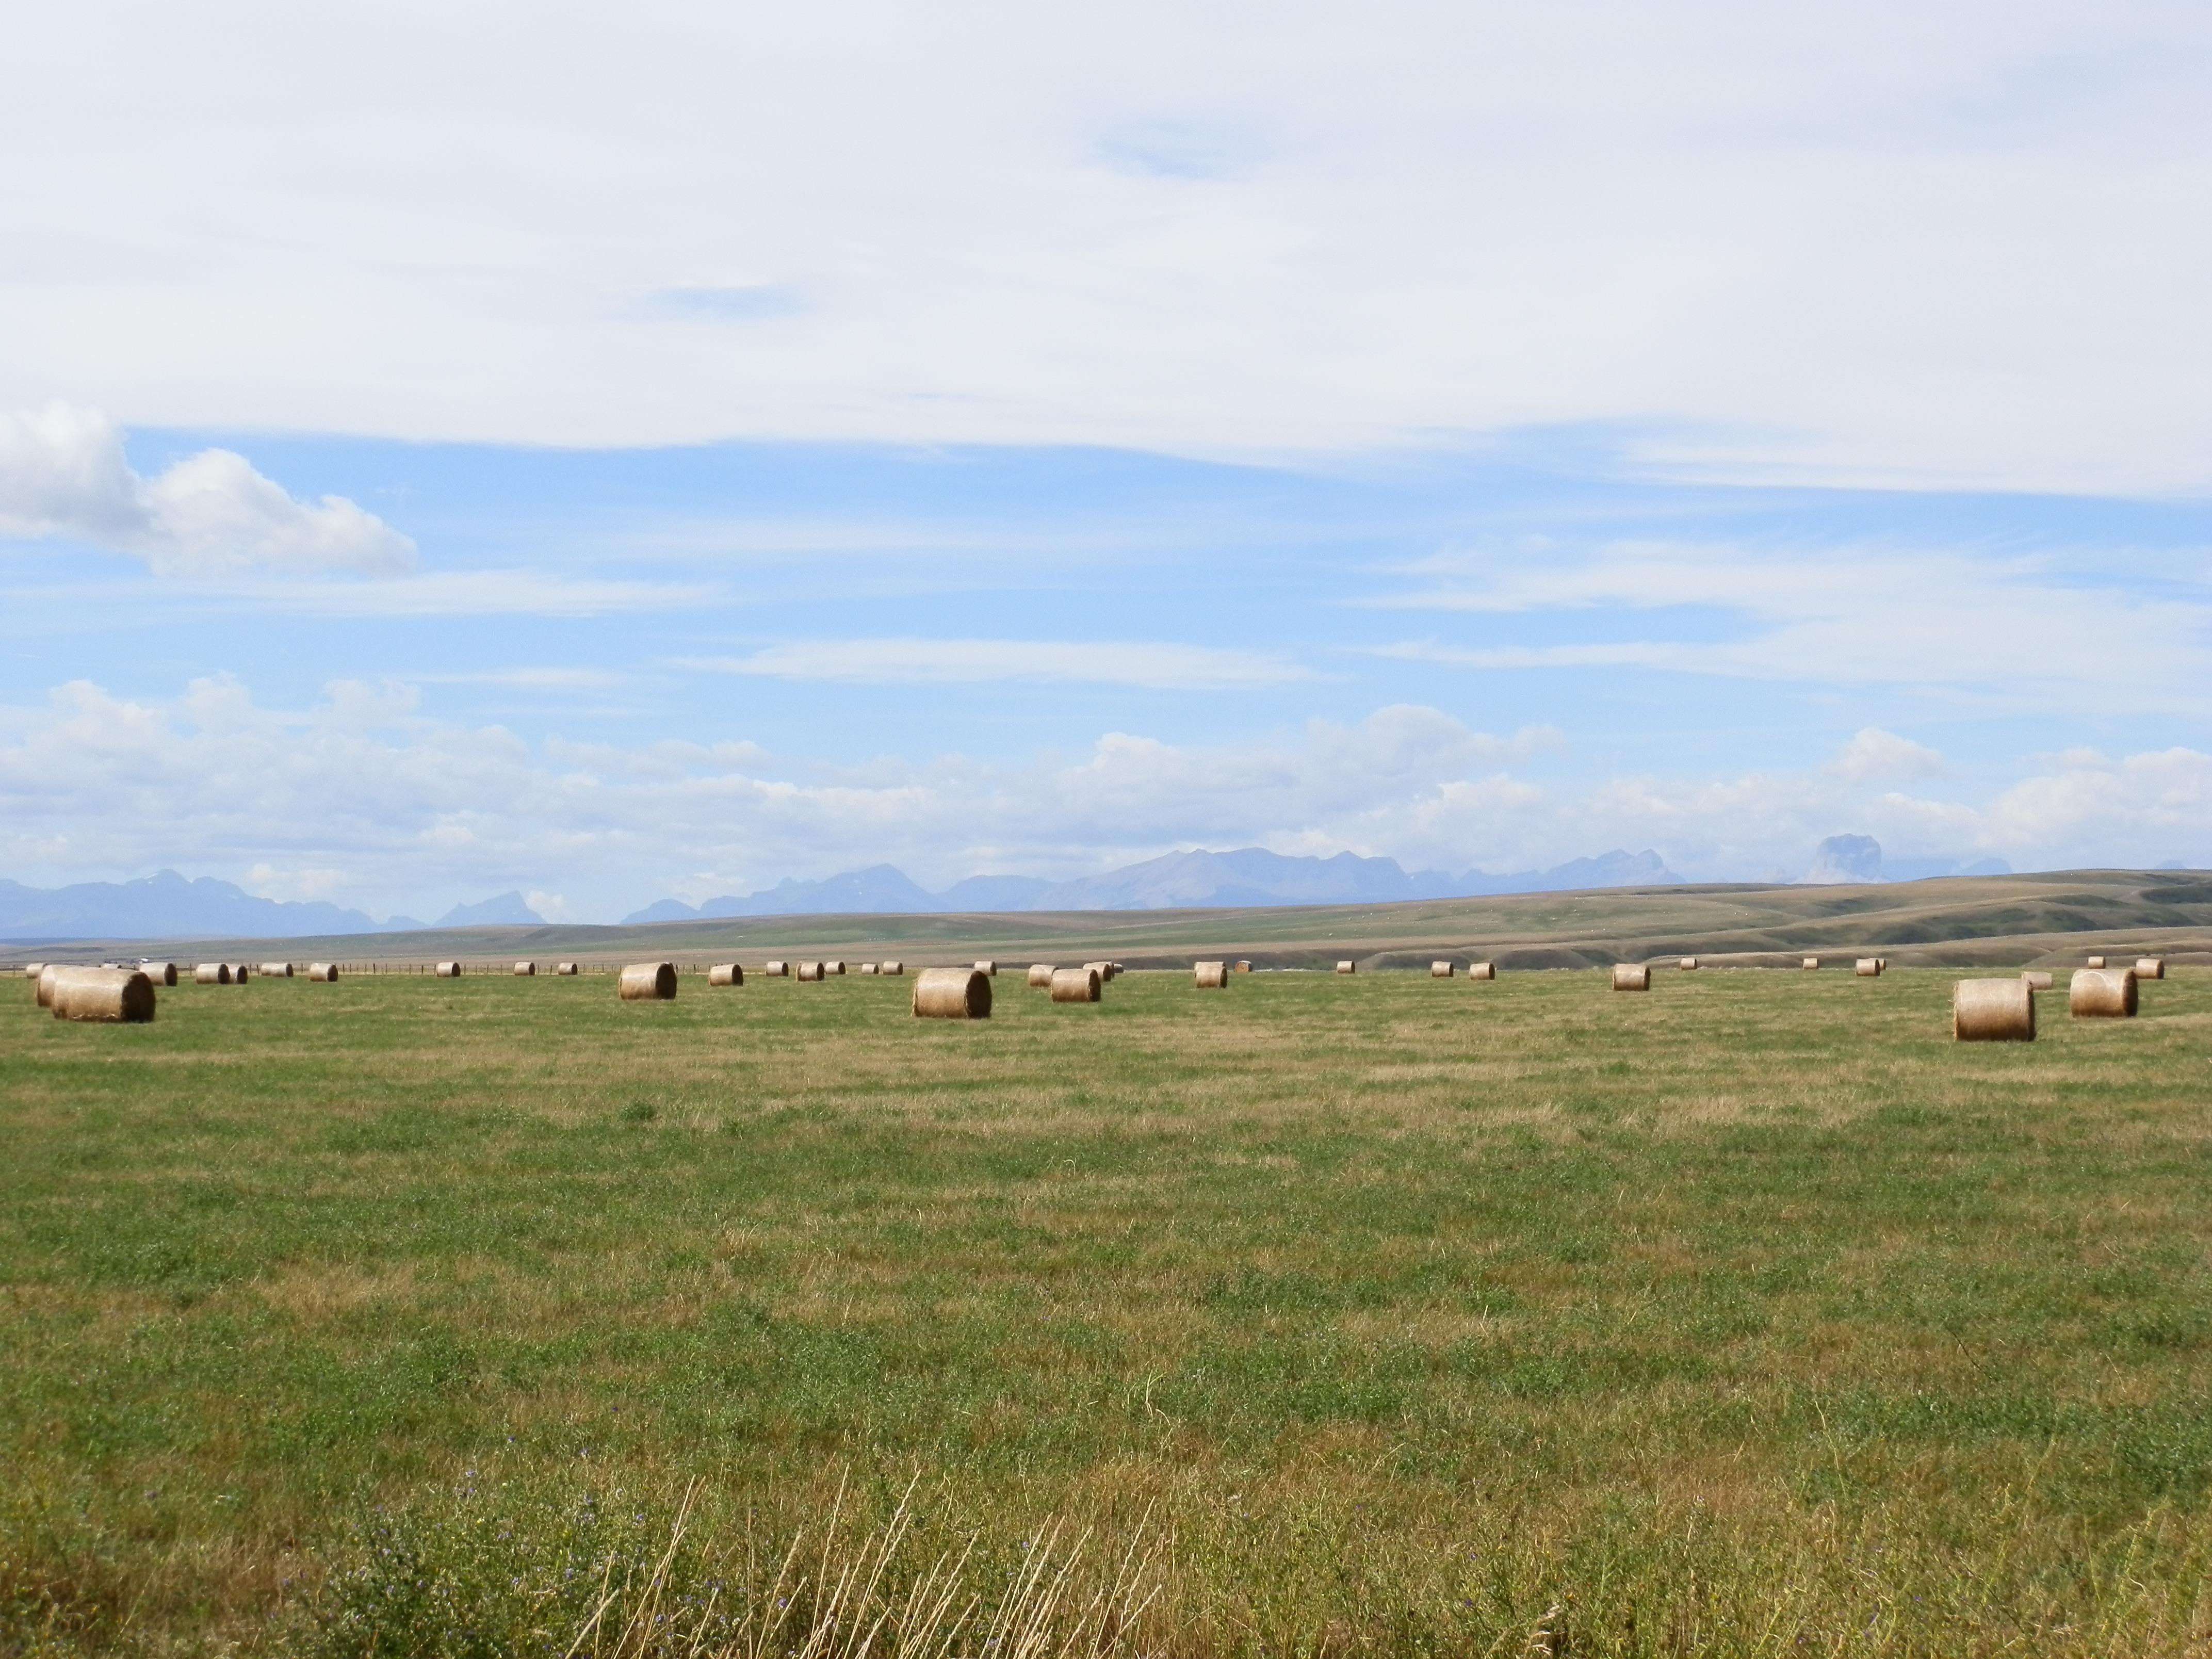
left=1335, top=961, right=1356, bottom=974
left=913, top=966, right=990, bottom=1018
left=21, top=963, right=45, bottom=979
left=51, top=967, right=156, bottom=1024
left=1612, top=964, right=1650, bottom=991
left=1050, top=967, right=1102, bottom=1003
left=2136, top=956, right=2165, bottom=980
left=2070, top=968, right=2137, bottom=1019
left=1082, top=961, right=1112, bottom=982
left=763, top=961, right=789, bottom=977
left=141, top=962, right=179, bottom=986
left=881, top=961, right=904, bottom=975
left=230, top=965, right=252, bottom=982
left=1194, top=961, right=1228, bottom=988
left=827, top=961, right=847, bottom=975
left=261, top=962, right=294, bottom=978
left=1431, top=961, right=1454, bottom=978
left=307, top=963, right=339, bottom=981
left=2020, top=970, right=2053, bottom=991
left=1235, top=961, right=1251, bottom=972
left=2086, top=955, right=2105, bottom=969
left=618, top=962, right=678, bottom=1001
left=1954, top=978, right=2034, bottom=1040
left=514, top=961, right=536, bottom=976
left=555, top=962, right=579, bottom=975
left=434, top=962, right=460, bottom=978
left=194, top=963, right=230, bottom=985
left=796, top=962, right=825, bottom=982
left=1468, top=962, right=1495, bottom=980
left=973, top=959, right=997, bottom=975
left=1802, top=957, right=1820, bottom=970
left=708, top=964, right=743, bottom=986
left=36, top=965, right=66, bottom=1007
left=1855, top=958, right=1882, bottom=977
left=1679, top=957, right=1697, bottom=971
left=858, top=963, right=878, bottom=974
left=1027, top=964, right=1055, bottom=987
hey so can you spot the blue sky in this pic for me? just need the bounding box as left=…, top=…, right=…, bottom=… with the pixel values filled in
left=2, top=1, right=2208, bottom=921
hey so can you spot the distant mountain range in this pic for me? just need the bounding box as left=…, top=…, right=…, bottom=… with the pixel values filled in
left=1798, top=834, right=2011, bottom=886
left=623, top=846, right=1685, bottom=923
left=0, top=873, right=544, bottom=941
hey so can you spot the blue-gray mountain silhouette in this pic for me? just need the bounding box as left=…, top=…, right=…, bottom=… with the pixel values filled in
left=621, top=846, right=1687, bottom=923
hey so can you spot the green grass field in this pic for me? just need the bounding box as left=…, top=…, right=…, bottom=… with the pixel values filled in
left=4, top=965, right=2209, bottom=1655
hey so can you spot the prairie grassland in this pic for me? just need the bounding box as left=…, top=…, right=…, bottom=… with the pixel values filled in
left=2, top=966, right=2209, bottom=1655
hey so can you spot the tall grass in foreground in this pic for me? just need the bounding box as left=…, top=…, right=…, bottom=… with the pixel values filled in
left=301, top=1479, right=1158, bottom=1659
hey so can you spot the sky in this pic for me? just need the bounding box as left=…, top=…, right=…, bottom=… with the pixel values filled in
left=2, top=0, right=2209, bottom=923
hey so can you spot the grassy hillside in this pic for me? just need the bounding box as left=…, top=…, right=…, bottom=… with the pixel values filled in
left=4, top=963, right=2210, bottom=1654
left=14, top=867, right=2212, bottom=971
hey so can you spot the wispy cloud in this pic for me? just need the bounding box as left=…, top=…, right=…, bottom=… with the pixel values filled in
left=681, top=638, right=1308, bottom=690
left=1368, top=539, right=2212, bottom=710
left=637, top=283, right=811, bottom=321
left=235, top=572, right=716, bottom=618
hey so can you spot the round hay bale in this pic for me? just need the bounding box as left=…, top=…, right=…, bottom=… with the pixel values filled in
left=230, top=964, right=251, bottom=983
left=1235, top=960, right=1251, bottom=972
left=2086, top=955, right=2106, bottom=969
left=35, top=965, right=67, bottom=1007
left=1468, top=962, right=1495, bottom=980
left=555, top=962, right=579, bottom=975
left=141, top=962, right=180, bottom=986
left=1027, top=964, right=1055, bottom=988
left=859, top=963, right=879, bottom=974
left=1082, top=961, right=1112, bottom=983
left=1612, top=964, right=1650, bottom=991
left=1802, top=957, right=1820, bottom=970
left=763, top=961, right=789, bottom=977
left=828, top=961, right=847, bottom=975
left=1431, top=961, right=1454, bottom=978
left=1050, top=967, right=1102, bottom=1003
left=913, top=966, right=990, bottom=1019
left=2070, top=968, right=2137, bottom=1019
left=709, top=963, right=743, bottom=986
left=1954, top=978, right=2034, bottom=1040
left=1335, top=961, right=1356, bottom=975
left=618, top=962, right=678, bottom=1001
left=2020, top=970, right=2053, bottom=991
left=514, top=961, right=536, bottom=976
left=434, top=962, right=461, bottom=978
left=881, top=961, right=904, bottom=976
left=795, top=961, right=825, bottom=982
left=20, top=963, right=45, bottom=979
left=51, top=967, right=156, bottom=1024
left=1679, top=957, right=1698, bottom=971
left=2135, top=956, right=2165, bottom=980
left=1194, top=961, right=1228, bottom=988
left=307, top=963, right=339, bottom=982
left=194, top=963, right=230, bottom=985
left=261, top=962, right=294, bottom=978
left=974, top=960, right=997, bottom=976
left=1855, top=958, right=1883, bottom=977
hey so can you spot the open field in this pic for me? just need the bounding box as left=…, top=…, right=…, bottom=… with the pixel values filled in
left=5, top=962, right=2211, bottom=1654
left=11, top=868, right=2212, bottom=974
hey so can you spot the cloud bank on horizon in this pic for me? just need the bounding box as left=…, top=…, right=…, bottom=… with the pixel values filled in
left=0, top=2, right=2208, bottom=920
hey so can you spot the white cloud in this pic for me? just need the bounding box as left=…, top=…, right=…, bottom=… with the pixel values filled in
left=686, top=638, right=1307, bottom=689
left=1370, top=539, right=2212, bottom=712
left=1829, top=727, right=1946, bottom=785
left=208, top=571, right=709, bottom=616
left=3, top=6, right=2208, bottom=491
left=0, top=403, right=415, bottom=576
left=2, top=679, right=2202, bottom=921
